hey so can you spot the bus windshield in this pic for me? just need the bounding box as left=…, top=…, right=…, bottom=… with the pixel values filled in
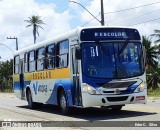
left=82, top=42, right=144, bottom=79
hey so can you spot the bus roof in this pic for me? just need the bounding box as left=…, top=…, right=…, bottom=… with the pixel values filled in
left=13, top=26, right=139, bottom=56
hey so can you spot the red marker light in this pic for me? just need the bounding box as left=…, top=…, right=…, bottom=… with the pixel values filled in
left=136, top=96, right=145, bottom=101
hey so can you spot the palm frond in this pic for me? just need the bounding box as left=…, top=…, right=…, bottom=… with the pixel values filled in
left=37, top=25, right=44, bottom=30
left=154, top=29, right=160, bottom=33
left=26, top=24, right=32, bottom=28
left=154, top=39, right=160, bottom=43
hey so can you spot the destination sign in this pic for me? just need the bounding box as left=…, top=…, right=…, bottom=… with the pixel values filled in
left=94, top=32, right=126, bottom=37
left=80, top=28, right=141, bottom=41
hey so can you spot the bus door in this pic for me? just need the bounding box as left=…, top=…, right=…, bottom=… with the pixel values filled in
left=19, top=59, right=25, bottom=99
left=71, top=45, right=82, bottom=106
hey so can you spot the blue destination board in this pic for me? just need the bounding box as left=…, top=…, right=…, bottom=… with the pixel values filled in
left=80, top=28, right=141, bottom=41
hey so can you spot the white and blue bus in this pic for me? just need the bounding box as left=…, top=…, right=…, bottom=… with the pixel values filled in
left=13, top=26, right=147, bottom=114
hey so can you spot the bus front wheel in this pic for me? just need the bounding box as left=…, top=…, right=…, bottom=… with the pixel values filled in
left=59, top=90, right=70, bottom=115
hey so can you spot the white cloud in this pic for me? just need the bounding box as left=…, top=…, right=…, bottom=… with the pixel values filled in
left=0, top=0, right=160, bottom=61
left=0, top=0, right=72, bottom=61
left=80, top=0, right=160, bottom=37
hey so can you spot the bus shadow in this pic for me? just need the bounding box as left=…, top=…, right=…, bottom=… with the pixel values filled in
left=18, top=105, right=157, bottom=121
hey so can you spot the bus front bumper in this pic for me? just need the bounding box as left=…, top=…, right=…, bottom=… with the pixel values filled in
left=81, top=90, right=147, bottom=108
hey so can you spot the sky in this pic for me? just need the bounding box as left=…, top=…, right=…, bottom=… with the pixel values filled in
left=0, top=0, right=160, bottom=61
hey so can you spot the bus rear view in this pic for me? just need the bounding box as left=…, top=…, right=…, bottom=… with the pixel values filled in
left=79, top=27, right=147, bottom=110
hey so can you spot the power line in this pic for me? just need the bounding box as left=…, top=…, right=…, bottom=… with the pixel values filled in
left=113, top=8, right=160, bottom=26
left=7, top=37, right=18, bottom=50
left=78, top=0, right=90, bottom=7
left=81, top=1, right=160, bottom=26
left=81, top=14, right=100, bottom=26
left=0, top=55, right=13, bottom=62
left=104, top=1, right=160, bottom=14
left=129, top=17, right=160, bottom=26
left=70, top=1, right=101, bottom=24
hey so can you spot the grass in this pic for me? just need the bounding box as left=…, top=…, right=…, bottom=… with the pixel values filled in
left=147, top=87, right=160, bottom=97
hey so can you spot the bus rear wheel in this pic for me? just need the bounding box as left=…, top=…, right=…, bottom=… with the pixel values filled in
left=59, top=90, right=70, bottom=115
left=110, top=105, right=123, bottom=111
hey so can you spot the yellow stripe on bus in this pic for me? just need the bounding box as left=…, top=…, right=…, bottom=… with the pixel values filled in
left=13, top=68, right=70, bottom=82
left=13, top=75, right=20, bottom=82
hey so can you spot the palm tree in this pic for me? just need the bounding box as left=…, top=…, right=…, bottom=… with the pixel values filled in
left=151, top=30, right=160, bottom=61
left=142, top=36, right=159, bottom=68
left=147, top=65, right=160, bottom=89
left=151, top=29, right=160, bottom=43
left=25, top=15, right=45, bottom=44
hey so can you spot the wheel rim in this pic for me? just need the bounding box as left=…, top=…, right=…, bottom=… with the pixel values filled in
left=60, top=94, right=67, bottom=110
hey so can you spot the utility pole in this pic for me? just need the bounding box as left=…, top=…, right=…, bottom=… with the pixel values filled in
left=70, top=1, right=106, bottom=26
left=101, top=0, right=105, bottom=26
left=70, top=1, right=101, bottom=24
left=70, top=0, right=105, bottom=26
left=7, top=37, right=18, bottom=50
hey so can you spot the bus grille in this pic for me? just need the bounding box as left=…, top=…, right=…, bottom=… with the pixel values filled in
left=97, top=81, right=137, bottom=88
left=107, top=96, right=128, bottom=102
left=103, top=89, right=131, bottom=94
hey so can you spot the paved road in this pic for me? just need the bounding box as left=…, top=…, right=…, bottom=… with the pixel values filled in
left=0, top=93, right=160, bottom=130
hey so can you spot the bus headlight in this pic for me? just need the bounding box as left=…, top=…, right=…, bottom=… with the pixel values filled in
left=135, top=82, right=145, bottom=92
left=82, top=83, right=101, bottom=95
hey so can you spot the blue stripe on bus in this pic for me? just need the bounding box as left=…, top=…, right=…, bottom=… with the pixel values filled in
left=82, top=75, right=138, bottom=94
left=121, top=85, right=138, bottom=94
left=14, top=82, right=20, bottom=90
left=13, top=81, right=31, bottom=90
left=14, top=79, right=74, bottom=106
left=46, top=79, right=74, bottom=106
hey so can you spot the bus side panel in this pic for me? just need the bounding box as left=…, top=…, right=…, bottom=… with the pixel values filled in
left=13, top=74, right=21, bottom=99
left=27, top=79, right=73, bottom=105
left=14, top=82, right=21, bottom=99
left=14, top=82, right=31, bottom=100
left=46, top=78, right=73, bottom=106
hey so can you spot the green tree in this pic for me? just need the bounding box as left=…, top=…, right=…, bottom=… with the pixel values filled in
left=142, top=36, right=159, bottom=68
left=147, top=65, right=160, bottom=89
left=25, top=15, right=45, bottom=44
left=151, top=29, right=160, bottom=43
left=0, top=59, right=13, bottom=92
left=150, top=30, right=160, bottom=61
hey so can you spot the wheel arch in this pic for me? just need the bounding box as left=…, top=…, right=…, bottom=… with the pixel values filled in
left=57, top=85, right=66, bottom=106
left=26, top=85, right=31, bottom=101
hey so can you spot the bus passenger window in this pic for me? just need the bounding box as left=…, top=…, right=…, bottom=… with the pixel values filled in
left=58, top=40, right=69, bottom=68
left=37, top=47, right=45, bottom=71
left=28, top=51, right=35, bottom=72
left=14, top=55, right=20, bottom=74
left=46, top=44, right=55, bottom=69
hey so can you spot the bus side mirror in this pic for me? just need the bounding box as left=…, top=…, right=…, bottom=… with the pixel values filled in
left=75, top=47, right=81, bottom=60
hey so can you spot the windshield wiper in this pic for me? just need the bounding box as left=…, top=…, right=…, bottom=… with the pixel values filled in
left=118, top=42, right=128, bottom=55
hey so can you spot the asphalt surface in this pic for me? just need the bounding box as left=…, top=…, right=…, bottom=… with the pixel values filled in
left=0, top=93, right=160, bottom=130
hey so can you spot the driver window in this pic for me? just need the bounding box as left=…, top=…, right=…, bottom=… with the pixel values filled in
left=120, top=43, right=139, bottom=63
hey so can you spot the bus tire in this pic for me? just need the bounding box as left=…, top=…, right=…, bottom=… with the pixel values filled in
left=27, top=89, right=37, bottom=109
left=59, top=90, right=70, bottom=115
left=110, top=105, right=123, bottom=111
